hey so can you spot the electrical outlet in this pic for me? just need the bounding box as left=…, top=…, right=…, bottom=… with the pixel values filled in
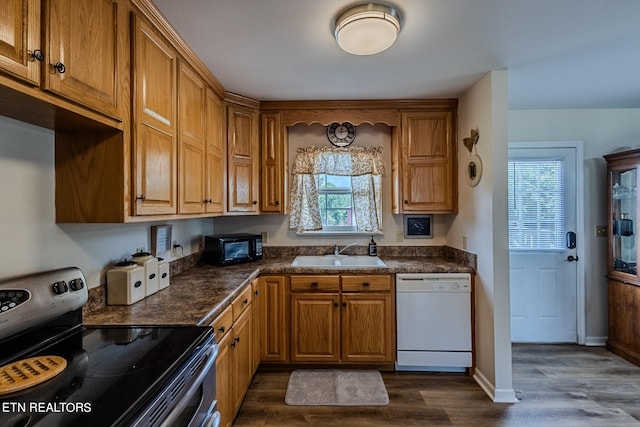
left=595, top=225, right=607, bottom=237
left=171, top=241, right=178, bottom=256
left=261, top=231, right=268, bottom=244
left=462, top=236, right=468, bottom=250
left=136, top=247, right=145, bottom=253
left=395, top=230, right=404, bottom=242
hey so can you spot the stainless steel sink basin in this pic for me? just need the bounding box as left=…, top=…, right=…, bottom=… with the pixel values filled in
left=291, top=255, right=386, bottom=268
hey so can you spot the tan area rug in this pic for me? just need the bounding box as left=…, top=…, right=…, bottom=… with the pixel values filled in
left=284, top=369, right=389, bottom=406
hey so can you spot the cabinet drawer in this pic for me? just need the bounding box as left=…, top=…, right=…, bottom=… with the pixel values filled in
left=211, top=304, right=233, bottom=342
left=341, top=275, right=391, bottom=292
left=232, top=285, right=253, bottom=322
left=290, top=275, right=340, bottom=292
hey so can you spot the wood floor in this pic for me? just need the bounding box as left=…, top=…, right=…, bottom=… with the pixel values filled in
left=233, top=344, right=640, bottom=426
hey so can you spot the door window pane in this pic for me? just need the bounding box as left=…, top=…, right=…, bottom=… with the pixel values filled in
left=508, top=160, right=565, bottom=250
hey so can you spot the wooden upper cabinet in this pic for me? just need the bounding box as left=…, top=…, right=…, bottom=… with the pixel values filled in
left=0, top=0, right=40, bottom=85
left=205, top=87, right=226, bottom=215
left=396, top=110, right=457, bottom=213
left=178, top=61, right=206, bottom=214
left=132, top=16, right=177, bottom=215
left=227, top=102, right=259, bottom=213
left=44, top=0, right=120, bottom=118
left=260, top=112, right=286, bottom=214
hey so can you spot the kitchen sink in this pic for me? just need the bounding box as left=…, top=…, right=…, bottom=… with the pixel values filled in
left=291, top=255, right=387, bottom=268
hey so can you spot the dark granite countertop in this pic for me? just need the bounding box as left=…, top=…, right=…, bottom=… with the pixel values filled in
left=83, top=255, right=474, bottom=327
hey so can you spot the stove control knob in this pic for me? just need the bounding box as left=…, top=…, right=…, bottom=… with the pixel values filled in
left=69, top=278, right=85, bottom=291
left=52, top=281, right=69, bottom=295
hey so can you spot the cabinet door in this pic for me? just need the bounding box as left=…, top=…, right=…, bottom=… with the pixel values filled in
left=44, top=0, right=119, bottom=117
left=0, top=0, right=40, bottom=84
left=400, top=110, right=456, bottom=212
left=215, top=332, right=233, bottom=427
left=290, top=293, right=340, bottom=362
left=178, top=61, right=206, bottom=214
left=260, top=112, right=285, bottom=213
left=251, top=278, right=261, bottom=373
left=231, top=308, right=253, bottom=416
left=607, top=279, right=640, bottom=365
left=132, top=16, right=177, bottom=215
left=259, top=276, right=289, bottom=362
left=341, top=293, right=393, bottom=363
left=227, top=104, right=259, bottom=213
left=205, top=88, right=225, bottom=214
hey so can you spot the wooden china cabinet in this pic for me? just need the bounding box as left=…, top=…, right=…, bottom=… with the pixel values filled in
left=604, top=149, right=640, bottom=367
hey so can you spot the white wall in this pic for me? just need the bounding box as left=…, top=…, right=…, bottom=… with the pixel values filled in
left=0, top=116, right=212, bottom=288
left=213, top=122, right=452, bottom=247
left=509, top=108, right=640, bottom=343
left=449, top=70, right=516, bottom=402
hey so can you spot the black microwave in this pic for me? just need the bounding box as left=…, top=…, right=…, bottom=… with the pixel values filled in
left=204, top=233, right=263, bottom=266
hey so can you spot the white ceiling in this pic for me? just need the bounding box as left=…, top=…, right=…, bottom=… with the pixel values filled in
left=151, top=0, right=640, bottom=109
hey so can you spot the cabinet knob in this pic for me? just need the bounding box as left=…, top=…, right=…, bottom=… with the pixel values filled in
left=53, top=62, right=66, bottom=74
left=310, top=282, right=319, bottom=288
left=252, top=200, right=257, bottom=205
left=31, top=49, right=44, bottom=62
left=334, top=302, right=339, bottom=308
left=274, top=200, right=280, bottom=205
left=235, top=337, right=241, bottom=343
left=136, top=194, right=146, bottom=201
left=218, top=326, right=225, bottom=333
left=362, top=282, right=370, bottom=287
left=243, top=298, right=249, bottom=305
left=404, top=200, right=408, bottom=204
left=342, top=302, right=347, bottom=308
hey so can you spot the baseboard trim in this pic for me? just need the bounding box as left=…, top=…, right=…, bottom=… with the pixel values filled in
left=473, top=368, right=519, bottom=403
left=584, top=336, right=607, bottom=346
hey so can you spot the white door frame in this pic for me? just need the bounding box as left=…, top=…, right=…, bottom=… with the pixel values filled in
left=508, top=141, right=585, bottom=344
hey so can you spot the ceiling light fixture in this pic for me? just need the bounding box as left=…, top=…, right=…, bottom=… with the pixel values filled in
left=334, top=3, right=401, bottom=56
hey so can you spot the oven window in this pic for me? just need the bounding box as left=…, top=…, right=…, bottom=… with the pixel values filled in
left=224, top=241, right=249, bottom=260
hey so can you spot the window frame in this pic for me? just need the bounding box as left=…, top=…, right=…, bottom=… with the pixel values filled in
left=317, top=174, right=357, bottom=232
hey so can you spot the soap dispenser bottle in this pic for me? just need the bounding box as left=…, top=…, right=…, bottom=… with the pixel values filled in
left=368, top=236, right=377, bottom=256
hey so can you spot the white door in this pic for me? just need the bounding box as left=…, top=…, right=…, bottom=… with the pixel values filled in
left=508, top=145, right=579, bottom=343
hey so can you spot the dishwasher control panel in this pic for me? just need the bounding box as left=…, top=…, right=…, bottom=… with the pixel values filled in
left=396, top=273, right=471, bottom=293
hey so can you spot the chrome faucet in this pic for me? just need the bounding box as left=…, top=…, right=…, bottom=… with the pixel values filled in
left=334, top=242, right=358, bottom=256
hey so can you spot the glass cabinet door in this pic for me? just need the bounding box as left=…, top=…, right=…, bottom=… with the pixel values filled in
left=611, top=167, right=637, bottom=275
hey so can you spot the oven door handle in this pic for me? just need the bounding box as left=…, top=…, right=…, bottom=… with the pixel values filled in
left=160, top=343, right=219, bottom=427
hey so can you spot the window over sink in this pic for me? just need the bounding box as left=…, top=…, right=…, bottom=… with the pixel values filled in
left=289, top=146, right=384, bottom=234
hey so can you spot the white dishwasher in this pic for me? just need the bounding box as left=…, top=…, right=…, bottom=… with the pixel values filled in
left=396, top=273, right=472, bottom=372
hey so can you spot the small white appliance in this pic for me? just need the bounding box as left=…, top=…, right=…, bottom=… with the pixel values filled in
left=106, top=261, right=146, bottom=305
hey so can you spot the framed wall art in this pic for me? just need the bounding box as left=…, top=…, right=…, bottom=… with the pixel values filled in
left=403, top=215, right=433, bottom=239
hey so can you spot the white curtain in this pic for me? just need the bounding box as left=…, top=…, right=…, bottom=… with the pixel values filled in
left=289, top=146, right=385, bottom=232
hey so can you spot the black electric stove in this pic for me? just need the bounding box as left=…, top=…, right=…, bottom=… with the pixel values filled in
left=0, top=267, right=218, bottom=427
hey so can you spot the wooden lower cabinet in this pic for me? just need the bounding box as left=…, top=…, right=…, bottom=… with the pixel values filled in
left=607, top=279, right=640, bottom=366
left=291, top=292, right=341, bottom=362
left=342, top=293, right=393, bottom=362
left=289, top=274, right=394, bottom=364
left=230, top=308, right=253, bottom=414
left=215, top=330, right=233, bottom=427
left=211, top=285, right=254, bottom=427
left=259, top=276, right=289, bottom=363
